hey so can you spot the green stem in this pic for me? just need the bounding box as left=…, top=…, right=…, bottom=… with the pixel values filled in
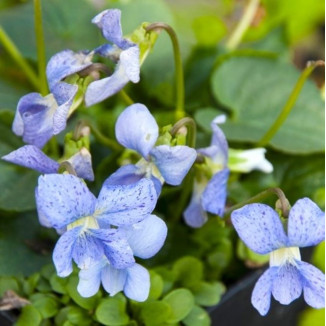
left=119, top=89, right=134, bottom=106
left=34, top=0, right=48, bottom=95
left=225, top=0, right=260, bottom=51
left=170, top=117, right=197, bottom=148
left=224, top=187, right=290, bottom=219
left=0, top=26, right=40, bottom=90
left=146, top=23, right=185, bottom=120
left=88, top=122, right=123, bottom=152
left=257, top=60, right=324, bottom=147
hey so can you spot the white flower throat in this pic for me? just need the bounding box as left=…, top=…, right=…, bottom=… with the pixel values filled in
left=67, top=216, right=99, bottom=231
left=269, top=247, right=301, bottom=267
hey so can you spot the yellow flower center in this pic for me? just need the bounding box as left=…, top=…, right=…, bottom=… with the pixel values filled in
left=269, top=247, right=301, bottom=267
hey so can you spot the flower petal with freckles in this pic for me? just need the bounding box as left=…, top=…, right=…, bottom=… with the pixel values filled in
left=288, top=198, right=325, bottom=247
left=251, top=267, right=276, bottom=316
left=2, top=145, right=59, bottom=174
left=94, top=178, right=157, bottom=227
left=231, top=203, right=288, bottom=254
left=298, top=261, right=325, bottom=309
left=271, top=263, right=302, bottom=304
left=36, top=174, right=96, bottom=229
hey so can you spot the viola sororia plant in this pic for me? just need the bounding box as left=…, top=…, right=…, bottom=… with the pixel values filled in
left=0, top=1, right=324, bottom=326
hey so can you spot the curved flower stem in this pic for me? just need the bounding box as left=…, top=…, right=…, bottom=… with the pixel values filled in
left=58, top=161, right=77, bottom=176
left=170, top=117, right=197, bottom=148
left=83, top=120, right=123, bottom=151
left=225, top=187, right=290, bottom=219
left=34, top=0, right=48, bottom=95
left=146, top=23, right=185, bottom=120
left=0, top=26, right=40, bottom=90
left=225, top=0, right=260, bottom=51
left=257, top=60, right=325, bottom=147
left=119, top=89, right=134, bottom=106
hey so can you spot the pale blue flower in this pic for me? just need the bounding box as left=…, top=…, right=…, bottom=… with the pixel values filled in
left=35, top=174, right=157, bottom=277
left=2, top=145, right=94, bottom=181
left=12, top=82, right=78, bottom=148
left=107, top=103, right=197, bottom=194
left=84, top=9, right=140, bottom=107
left=231, top=198, right=325, bottom=315
left=77, top=214, right=167, bottom=301
left=184, top=115, right=229, bottom=228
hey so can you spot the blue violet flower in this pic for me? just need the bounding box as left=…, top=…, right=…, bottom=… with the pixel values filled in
left=231, top=198, right=325, bottom=315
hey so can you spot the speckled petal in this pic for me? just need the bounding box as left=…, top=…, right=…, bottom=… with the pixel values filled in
left=101, top=263, right=127, bottom=296
left=272, top=263, right=302, bottom=304
left=53, top=227, right=81, bottom=277
left=94, top=178, right=157, bottom=227
left=84, top=63, right=130, bottom=107
left=91, top=229, right=135, bottom=269
left=288, top=198, right=325, bottom=247
left=67, top=148, right=94, bottom=181
left=122, top=215, right=167, bottom=259
left=52, top=82, right=78, bottom=135
left=14, top=92, right=57, bottom=148
left=2, top=145, right=59, bottom=174
left=46, top=49, right=93, bottom=90
left=150, top=145, right=197, bottom=186
left=120, top=46, right=140, bottom=83
left=231, top=203, right=288, bottom=254
left=36, top=174, right=96, bottom=229
left=124, top=264, right=150, bottom=302
left=298, top=261, right=325, bottom=308
left=115, top=104, right=159, bottom=158
left=251, top=267, right=276, bottom=316
left=201, top=168, right=229, bottom=216
left=72, top=231, right=104, bottom=270
left=77, top=260, right=104, bottom=297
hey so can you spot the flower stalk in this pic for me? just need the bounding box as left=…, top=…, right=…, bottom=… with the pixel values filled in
left=0, top=26, right=40, bottom=90
left=257, top=60, right=325, bottom=147
left=146, top=23, right=185, bottom=120
left=225, top=187, right=290, bottom=218
left=170, top=117, right=197, bottom=148
left=33, top=0, right=48, bottom=95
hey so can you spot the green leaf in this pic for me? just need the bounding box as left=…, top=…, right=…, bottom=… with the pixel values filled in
left=163, top=289, right=195, bottom=323
left=172, top=256, right=203, bottom=289
left=30, top=293, right=59, bottom=319
left=192, top=15, right=227, bottom=47
left=299, top=307, right=325, bottom=326
left=0, top=0, right=99, bottom=61
left=140, top=301, right=172, bottom=326
left=182, top=305, right=211, bottom=326
left=55, top=306, right=92, bottom=326
left=95, top=297, right=130, bottom=326
left=0, top=110, right=38, bottom=211
left=0, top=276, right=20, bottom=296
left=16, top=305, right=42, bottom=326
left=311, top=242, right=325, bottom=272
left=210, top=55, right=325, bottom=154
left=148, top=271, right=164, bottom=300
left=66, top=275, right=100, bottom=310
left=193, top=282, right=225, bottom=307
left=0, top=212, right=51, bottom=276
left=236, top=240, right=269, bottom=266
left=50, top=273, right=68, bottom=294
